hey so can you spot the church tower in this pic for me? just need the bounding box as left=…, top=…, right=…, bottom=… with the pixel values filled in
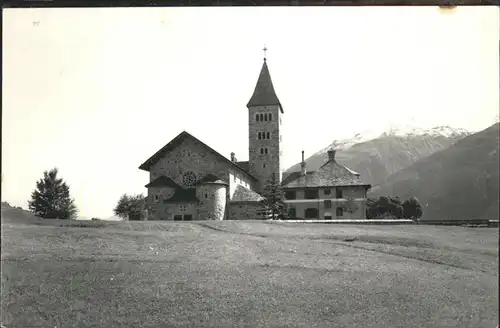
left=247, top=48, right=284, bottom=193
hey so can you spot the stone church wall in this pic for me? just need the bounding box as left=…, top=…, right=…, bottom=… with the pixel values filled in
left=149, top=137, right=251, bottom=191
left=247, top=104, right=283, bottom=192
left=196, top=184, right=227, bottom=220
left=228, top=202, right=262, bottom=220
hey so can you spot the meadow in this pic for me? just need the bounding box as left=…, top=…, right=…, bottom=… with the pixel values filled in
left=1, top=207, right=498, bottom=328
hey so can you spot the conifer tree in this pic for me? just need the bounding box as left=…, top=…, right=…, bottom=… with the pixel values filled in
left=259, top=173, right=287, bottom=220
left=28, top=168, right=78, bottom=219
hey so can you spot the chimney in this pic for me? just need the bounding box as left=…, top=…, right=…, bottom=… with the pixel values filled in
left=327, top=149, right=336, bottom=162
left=230, top=152, right=236, bottom=162
left=300, top=150, right=307, bottom=176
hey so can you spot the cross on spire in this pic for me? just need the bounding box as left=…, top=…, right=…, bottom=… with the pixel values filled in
left=263, top=45, right=267, bottom=61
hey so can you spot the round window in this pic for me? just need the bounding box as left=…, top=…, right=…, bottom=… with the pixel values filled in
left=181, top=171, right=197, bottom=187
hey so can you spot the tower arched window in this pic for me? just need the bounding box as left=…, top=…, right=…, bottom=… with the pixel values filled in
left=269, top=113, right=272, bottom=121
left=256, top=114, right=260, bottom=122
left=258, top=132, right=261, bottom=140
left=264, top=148, right=268, bottom=154
left=259, top=113, right=264, bottom=121
left=266, top=132, right=270, bottom=139
left=260, top=148, right=264, bottom=154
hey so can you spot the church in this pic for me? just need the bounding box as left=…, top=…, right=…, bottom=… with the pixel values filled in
left=138, top=52, right=371, bottom=221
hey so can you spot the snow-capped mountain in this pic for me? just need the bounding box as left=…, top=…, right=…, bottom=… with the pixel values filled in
left=314, top=125, right=470, bottom=156
left=380, top=125, right=471, bottom=139
left=285, top=125, right=471, bottom=186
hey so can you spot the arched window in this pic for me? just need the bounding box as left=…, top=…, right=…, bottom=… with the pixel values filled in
left=269, top=113, right=272, bottom=121
left=260, top=148, right=264, bottom=154
left=266, top=132, right=270, bottom=139
left=258, top=132, right=261, bottom=139
left=305, top=208, right=319, bottom=219
left=256, top=114, right=260, bottom=122
left=264, top=148, right=268, bottom=154
left=259, top=113, right=264, bottom=121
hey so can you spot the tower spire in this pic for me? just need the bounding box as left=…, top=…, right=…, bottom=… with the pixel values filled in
left=247, top=50, right=283, bottom=113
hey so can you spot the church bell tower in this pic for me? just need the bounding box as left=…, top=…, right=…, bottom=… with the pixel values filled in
left=247, top=47, right=284, bottom=193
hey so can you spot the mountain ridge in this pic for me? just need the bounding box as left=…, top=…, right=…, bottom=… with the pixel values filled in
left=285, top=125, right=470, bottom=187
left=369, top=123, right=499, bottom=221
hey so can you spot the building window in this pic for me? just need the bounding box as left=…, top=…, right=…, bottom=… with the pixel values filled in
left=263, top=163, right=266, bottom=168
left=305, top=208, right=319, bottom=219
left=324, top=200, right=332, bottom=209
left=266, top=132, right=270, bottom=139
left=256, top=114, right=260, bottom=122
left=324, top=212, right=332, bottom=220
left=336, top=188, right=343, bottom=199
left=264, top=148, right=268, bottom=154
left=181, top=171, right=197, bottom=187
left=324, top=188, right=331, bottom=195
left=258, top=132, right=261, bottom=139
left=260, top=113, right=264, bottom=121
left=180, top=205, right=186, bottom=212
left=204, top=193, right=208, bottom=199
left=269, top=113, right=272, bottom=121
left=183, top=215, right=192, bottom=221
left=285, top=191, right=296, bottom=200
left=260, top=148, right=264, bottom=154
left=288, top=207, right=296, bottom=218
left=305, top=189, right=319, bottom=199
left=336, top=207, right=344, bottom=217
left=174, top=215, right=182, bottom=221
left=154, top=194, right=160, bottom=202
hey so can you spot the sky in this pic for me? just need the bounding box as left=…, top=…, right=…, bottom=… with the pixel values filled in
left=3, top=7, right=499, bottom=219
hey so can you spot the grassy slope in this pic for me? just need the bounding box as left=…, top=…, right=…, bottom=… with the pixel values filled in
left=1, top=210, right=498, bottom=328
left=370, top=123, right=500, bottom=221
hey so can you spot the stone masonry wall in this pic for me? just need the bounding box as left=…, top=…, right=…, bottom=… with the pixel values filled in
left=197, top=184, right=227, bottom=220
left=228, top=202, right=262, bottom=220
left=147, top=137, right=255, bottom=220
left=248, top=104, right=283, bottom=192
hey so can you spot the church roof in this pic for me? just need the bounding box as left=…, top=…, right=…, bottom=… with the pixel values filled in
left=235, top=161, right=249, bottom=173
left=247, top=60, right=284, bottom=113
left=138, top=131, right=257, bottom=182
left=230, top=185, right=265, bottom=202
left=196, top=174, right=229, bottom=186
left=281, top=159, right=371, bottom=189
left=145, top=176, right=180, bottom=188
left=163, top=188, right=198, bottom=203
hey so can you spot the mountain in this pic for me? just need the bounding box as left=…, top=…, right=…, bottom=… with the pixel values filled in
left=369, top=123, right=499, bottom=221
left=285, top=126, right=470, bottom=187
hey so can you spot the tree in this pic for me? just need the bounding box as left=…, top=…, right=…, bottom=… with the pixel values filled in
left=113, top=194, right=146, bottom=221
left=340, top=197, right=359, bottom=214
left=402, top=196, right=424, bottom=223
left=259, top=173, right=287, bottom=220
left=28, top=168, right=78, bottom=220
left=366, top=196, right=404, bottom=219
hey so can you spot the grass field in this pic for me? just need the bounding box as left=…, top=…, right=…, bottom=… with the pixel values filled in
left=1, top=207, right=498, bottom=328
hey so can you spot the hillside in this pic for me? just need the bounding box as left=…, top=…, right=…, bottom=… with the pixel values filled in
left=285, top=127, right=469, bottom=186
left=370, top=123, right=500, bottom=221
